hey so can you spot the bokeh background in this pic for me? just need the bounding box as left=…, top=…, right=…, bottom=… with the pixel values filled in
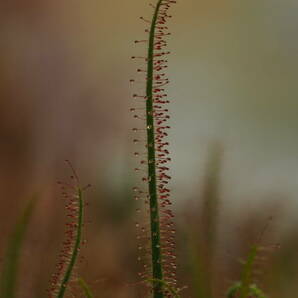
left=1, top=0, right=298, bottom=297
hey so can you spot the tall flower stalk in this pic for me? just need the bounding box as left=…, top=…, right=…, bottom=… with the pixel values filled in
left=131, top=1, right=177, bottom=297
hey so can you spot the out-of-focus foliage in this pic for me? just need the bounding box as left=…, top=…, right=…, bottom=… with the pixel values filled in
left=0, top=197, right=37, bottom=298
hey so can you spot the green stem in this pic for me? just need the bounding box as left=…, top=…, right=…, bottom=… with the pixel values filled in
left=239, top=245, right=258, bottom=298
left=57, top=189, right=84, bottom=298
left=78, top=278, right=94, bottom=298
left=146, top=1, right=164, bottom=297
left=146, top=278, right=181, bottom=298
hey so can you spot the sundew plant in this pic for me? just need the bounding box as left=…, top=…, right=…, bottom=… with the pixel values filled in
left=130, top=0, right=178, bottom=297
left=47, top=161, right=90, bottom=298
left=0, top=1, right=284, bottom=298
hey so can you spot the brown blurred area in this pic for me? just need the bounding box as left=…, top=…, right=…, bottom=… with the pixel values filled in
left=0, top=1, right=133, bottom=297
left=1, top=0, right=298, bottom=297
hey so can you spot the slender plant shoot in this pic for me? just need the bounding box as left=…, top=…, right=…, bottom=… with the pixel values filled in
left=78, top=277, right=94, bottom=298
left=0, top=196, right=37, bottom=298
left=131, top=1, right=177, bottom=297
left=226, top=218, right=276, bottom=298
left=47, top=161, right=90, bottom=298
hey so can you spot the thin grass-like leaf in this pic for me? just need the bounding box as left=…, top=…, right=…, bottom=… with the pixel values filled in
left=0, top=196, right=37, bottom=298
left=78, top=277, right=94, bottom=298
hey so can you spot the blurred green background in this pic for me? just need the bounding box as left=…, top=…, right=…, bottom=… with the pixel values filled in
left=1, top=0, right=298, bottom=297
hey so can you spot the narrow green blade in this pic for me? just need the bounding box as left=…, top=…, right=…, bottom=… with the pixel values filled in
left=78, top=277, right=94, bottom=298
left=0, top=196, right=37, bottom=298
